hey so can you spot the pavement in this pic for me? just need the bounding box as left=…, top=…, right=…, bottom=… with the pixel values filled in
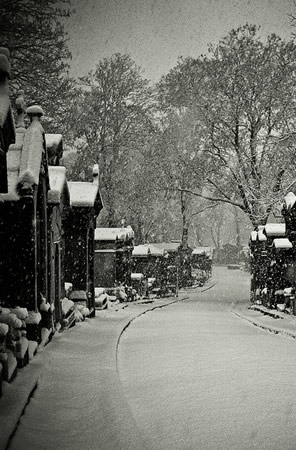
left=0, top=292, right=192, bottom=450
left=234, top=304, right=296, bottom=340
left=1, top=276, right=296, bottom=449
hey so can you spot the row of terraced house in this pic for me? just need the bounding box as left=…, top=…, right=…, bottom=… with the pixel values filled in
left=0, top=48, right=112, bottom=390
left=249, top=193, right=296, bottom=314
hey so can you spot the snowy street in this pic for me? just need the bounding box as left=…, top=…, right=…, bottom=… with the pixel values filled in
left=7, top=267, right=296, bottom=449
left=118, top=267, right=296, bottom=450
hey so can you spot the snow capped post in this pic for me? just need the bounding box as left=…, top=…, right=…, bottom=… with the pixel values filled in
left=15, top=90, right=25, bottom=129
left=93, top=163, right=99, bottom=186
left=26, top=105, right=44, bottom=123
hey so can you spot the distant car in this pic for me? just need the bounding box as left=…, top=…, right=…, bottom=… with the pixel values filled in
left=94, top=288, right=109, bottom=310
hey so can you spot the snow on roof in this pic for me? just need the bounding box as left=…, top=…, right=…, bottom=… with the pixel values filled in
left=151, top=242, right=180, bottom=253
left=132, top=244, right=165, bottom=256
left=192, top=247, right=212, bottom=256
left=273, top=238, right=292, bottom=250
left=131, top=273, right=144, bottom=280
left=18, top=120, right=44, bottom=187
left=68, top=181, right=99, bottom=207
left=257, top=229, right=267, bottom=241
left=264, top=223, right=286, bottom=237
left=133, top=244, right=150, bottom=256
left=284, top=192, right=296, bottom=210
left=149, top=244, right=165, bottom=256
left=45, top=133, right=62, bottom=150
left=48, top=166, right=68, bottom=204
left=95, top=227, right=134, bottom=242
left=45, top=133, right=63, bottom=163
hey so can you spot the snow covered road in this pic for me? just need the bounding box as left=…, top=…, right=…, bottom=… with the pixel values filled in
left=118, top=267, right=296, bottom=450
left=7, top=267, right=296, bottom=450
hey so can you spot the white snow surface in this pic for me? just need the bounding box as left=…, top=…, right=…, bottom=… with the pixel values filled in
left=273, top=238, right=293, bottom=249
left=118, top=268, right=296, bottom=450
left=258, top=229, right=267, bottom=241
left=45, top=133, right=62, bottom=150
left=8, top=268, right=296, bottom=450
left=264, top=223, right=286, bottom=237
left=48, top=166, right=67, bottom=204
left=192, top=246, right=212, bottom=256
left=132, top=244, right=150, bottom=256
left=132, top=243, right=165, bottom=256
left=68, top=181, right=99, bottom=207
left=95, top=226, right=134, bottom=241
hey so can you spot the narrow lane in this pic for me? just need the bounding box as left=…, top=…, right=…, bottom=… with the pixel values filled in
left=118, top=268, right=296, bottom=450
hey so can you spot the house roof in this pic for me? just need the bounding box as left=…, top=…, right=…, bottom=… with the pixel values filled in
left=45, top=133, right=62, bottom=150
left=257, top=229, right=267, bottom=241
left=264, top=223, right=286, bottom=237
left=132, top=244, right=165, bottom=257
left=48, top=166, right=69, bottom=204
left=150, top=242, right=180, bottom=253
left=149, top=244, right=165, bottom=256
left=250, top=231, right=258, bottom=242
left=283, top=192, right=296, bottom=210
left=68, top=181, right=102, bottom=209
left=192, top=247, right=212, bottom=257
left=273, top=238, right=292, bottom=250
left=132, top=244, right=150, bottom=256
left=45, top=133, right=63, bottom=163
left=95, top=226, right=134, bottom=242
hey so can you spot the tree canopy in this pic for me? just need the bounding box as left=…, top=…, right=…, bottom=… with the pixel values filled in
left=68, top=53, right=158, bottom=228
left=0, top=0, right=76, bottom=134
left=158, top=24, right=296, bottom=227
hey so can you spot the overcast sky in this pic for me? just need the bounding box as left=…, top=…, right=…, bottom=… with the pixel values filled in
left=66, top=0, right=295, bottom=82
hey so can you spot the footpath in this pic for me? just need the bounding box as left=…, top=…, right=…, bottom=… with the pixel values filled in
left=234, top=303, right=296, bottom=340
left=0, top=293, right=192, bottom=450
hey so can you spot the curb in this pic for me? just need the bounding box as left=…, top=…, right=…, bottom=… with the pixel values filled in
left=0, top=362, right=43, bottom=450
left=232, top=310, right=296, bottom=340
left=201, top=279, right=220, bottom=292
